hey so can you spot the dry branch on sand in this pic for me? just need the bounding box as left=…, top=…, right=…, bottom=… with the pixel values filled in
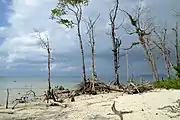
left=45, top=86, right=75, bottom=103
left=123, top=82, right=154, bottom=94
left=12, top=90, right=38, bottom=109
left=158, top=99, right=180, bottom=118
left=74, top=79, right=154, bottom=96
left=74, top=79, right=124, bottom=95
left=111, top=101, right=133, bottom=120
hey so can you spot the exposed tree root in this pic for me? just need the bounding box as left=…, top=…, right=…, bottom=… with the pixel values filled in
left=43, top=89, right=57, bottom=103
left=74, top=79, right=154, bottom=96
left=74, top=79, right=125, bottom=95
left=47, top=86, right=75, bottom=103
left=123, top=82, right=154, bottom=94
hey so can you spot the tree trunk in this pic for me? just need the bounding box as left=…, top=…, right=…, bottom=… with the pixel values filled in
left=164, top=54, right=170, bottom=78
left=109, top=0, right=120, bottom=86
left=77, top=22, right=86, bottom=83
left=148, top=49, right=159, bottom=81
left=115, top=49, right=120, bottom=85
left=91, top=34, right=95, bottom=91
left=140, top=36, right=159, bottom=81
left=6, top=89, right=9, bottom=109
left=125, top=50, right=129, bottom=82
left=175, top=22, right=180, bottom=66
left=111, top=23, right=120, bottom=86
left=47, top=47, right=51, bottom=95
left=91, top=42, right=95, bottom=91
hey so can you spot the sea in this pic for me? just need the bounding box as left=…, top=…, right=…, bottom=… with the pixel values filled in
left=0, top=75, right=159, bottom=90
left=0, top=75, right=167, bottom=105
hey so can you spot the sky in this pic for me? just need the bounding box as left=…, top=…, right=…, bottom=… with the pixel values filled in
left=0, top=0, right=180, bottom=77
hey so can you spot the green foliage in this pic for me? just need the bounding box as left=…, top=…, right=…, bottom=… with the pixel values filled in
left=173, top=65, right=180, bottom=78
left=153, top=79, right=180, bottom=89
left=51, top=0, right=89, bottom=28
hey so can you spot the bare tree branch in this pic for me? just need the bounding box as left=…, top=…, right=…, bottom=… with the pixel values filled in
left=121, top=1, right=159, bottom=81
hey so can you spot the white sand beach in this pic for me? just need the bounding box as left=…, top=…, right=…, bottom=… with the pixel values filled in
left=0, top=89, right=180, bottom=120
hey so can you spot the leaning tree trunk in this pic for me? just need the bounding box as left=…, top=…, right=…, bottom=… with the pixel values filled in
left=140, top=36, right=159, bottom=81
left=164, top=53, right=170, bottom=78
left=162, top=40, right=171, bottom=78
left=147, top=48, right=159, bottom=81
left=77, top=22, right=87, bottom=83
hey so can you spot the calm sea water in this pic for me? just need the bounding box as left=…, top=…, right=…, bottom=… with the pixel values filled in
left=0, top=76, right=83, bottom=90
left=0, top=76, right=83, bottom=105
left=0, top=75, right=159, bottom=90
left=0, top=75, right=167, bottom=105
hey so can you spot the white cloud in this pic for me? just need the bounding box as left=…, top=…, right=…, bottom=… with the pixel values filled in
left=1, top=0, right=78, bottom=69
left=61, top=66, right=79, bottom=72
left=1, top=0, right=179, bottom=76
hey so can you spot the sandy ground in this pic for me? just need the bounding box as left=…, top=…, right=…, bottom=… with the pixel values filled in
left=0, top=89, right=180, bottom=120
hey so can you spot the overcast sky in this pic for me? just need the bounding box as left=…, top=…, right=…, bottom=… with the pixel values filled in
left=0, top=0, right=179, bottom=77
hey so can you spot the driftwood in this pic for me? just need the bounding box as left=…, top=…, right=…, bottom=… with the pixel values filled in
left=43, top=89, right=57, bottom=103
left=111, top=101, right=133, bottom=120
left=158, top=99, right=180, bottom=118
left=47, top=81, right=154, bottom=104
left=0, top=111, right=14, bottom=114
left=74, top=79, right=153, bottom=96
left=12, top=90, right=37, bottom=109
left=123, top=82, right=154, bottom=94
left=6, top=89, right=9, bottom=109
left=75, top=79, right=124, bottom=95
left=47, top=86, right=75, bottom=103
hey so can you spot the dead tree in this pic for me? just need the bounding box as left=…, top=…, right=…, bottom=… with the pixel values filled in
left=122, top=3, right=159, bottom=81
left=85, top=14, right=100, bottom=93
left=122, top=42, right=140, bottom=82
left=34, top=30, right=56, bottom=102
left=172, top=22, right=180, bottom=67
left=153, top=28, right=173, bottom=78
left=109, top=0, right=122, bottom=86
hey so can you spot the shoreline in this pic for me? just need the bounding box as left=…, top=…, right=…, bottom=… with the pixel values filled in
left=0, top=89, right=180, bottom=120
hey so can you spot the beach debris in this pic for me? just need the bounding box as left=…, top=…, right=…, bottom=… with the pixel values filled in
left=48, top=101, right=68, bottom=108
left=74, top=79, right=124, bottom=95
left=12, top=90, right=38, bottom=109
left=123, top=82, right=154, bottom=94
left=158, top=99, right=180, bottom=118
left=43, top=86, right=75, bottom=103
left=0, top=111, right=14, bottom=114
left=6, top=89, right=9, bottom=109
left=74, top=79, right=154, bottom=96
left=111, top=101, right=133, bottom=120
left=175, top=99, right=180, bottom=107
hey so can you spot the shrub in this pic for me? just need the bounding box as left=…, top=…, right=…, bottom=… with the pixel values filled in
left=153, top=78, right=180, bottom=89
left=173, top=65, right=180, bottom=78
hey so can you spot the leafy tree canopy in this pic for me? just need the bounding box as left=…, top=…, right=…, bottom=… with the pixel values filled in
left=51, top=0, right=88, bottom=28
